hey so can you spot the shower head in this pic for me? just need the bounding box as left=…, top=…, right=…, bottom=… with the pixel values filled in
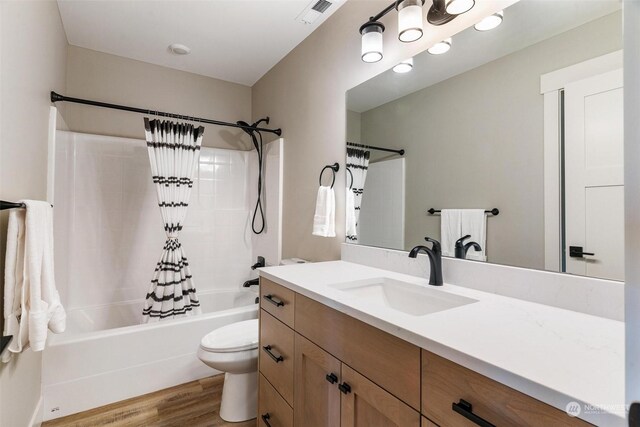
left=236, top=120, right=254, bottom=136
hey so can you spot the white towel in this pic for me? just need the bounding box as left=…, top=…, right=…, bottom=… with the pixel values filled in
left=345, top=187, right=357, bottom=237
left=440, top=209, right=487, bottom=261
left=440, top=209, right=462, bottom=258
left=3, top=200, right=66, bottom=361
left=312, top=186, right=336, bottom=237
left=461, top=209, right=487, bottom=261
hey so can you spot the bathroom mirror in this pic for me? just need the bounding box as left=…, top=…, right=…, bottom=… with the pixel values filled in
left=345, top=0, right=623, bottom=281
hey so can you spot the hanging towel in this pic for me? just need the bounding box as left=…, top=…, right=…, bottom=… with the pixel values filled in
left=440, top=209, right=462, bottom=258
left=461, top=209, right=487, bottom=261
left=440, top=209, right=487, bottom=261
left=3, top=200, right=65, bottom=362
left=312, top=186, right=336, bottom=237
left=345, top=187, right=357, bottom=237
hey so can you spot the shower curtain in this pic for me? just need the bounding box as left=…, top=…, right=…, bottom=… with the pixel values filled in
left=346, top=147, right=370, bottom=243
left=142, top=118, right=205, bottom=323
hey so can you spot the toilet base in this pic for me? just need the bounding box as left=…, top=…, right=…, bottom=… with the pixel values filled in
left=220, top=371, right=258, bottom=422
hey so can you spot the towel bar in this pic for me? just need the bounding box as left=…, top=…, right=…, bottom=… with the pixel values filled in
left=428, top=208, right=500, bottom=216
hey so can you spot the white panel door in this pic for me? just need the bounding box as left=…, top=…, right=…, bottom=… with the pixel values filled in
left=564, top=69, right=624, bottom=281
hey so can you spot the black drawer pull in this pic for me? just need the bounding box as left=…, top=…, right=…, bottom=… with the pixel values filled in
left=326, top=373, right=338, bottom=384
left=338, top=382, right=351, bottom=394
left=261, top=413, right=272, bottom=427
left=263, top=294, right=284, bottom=307
left=452, top=399, right=496, bottom=427
left=262, top=345, right=284, bottom=363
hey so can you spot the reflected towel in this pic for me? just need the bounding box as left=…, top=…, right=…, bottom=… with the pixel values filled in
left=3, top=200, right=66, bottom=362
left=312, top=186, right=336, bottom=237
left=345, top=187, right=357, bottom=237
left=440, top=209, right=487, bottom=261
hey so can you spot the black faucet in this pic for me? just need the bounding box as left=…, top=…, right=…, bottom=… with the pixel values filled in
left=454, top=235, right=482, bottom=260
left=408, top=237, right=443, bottom=286
left=251, top=256, right=265, bottom=270
left=243, top=278, right=259, bottom=288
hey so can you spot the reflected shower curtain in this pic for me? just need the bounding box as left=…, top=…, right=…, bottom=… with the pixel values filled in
left=142, top=118, right=205, bottom=323
left=346, top=147, right=370, bottom=243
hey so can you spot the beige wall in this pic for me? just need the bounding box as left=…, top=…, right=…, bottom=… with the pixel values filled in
left=252, top=0, right=514, bottom=261
left=358, top=11, right=622, bottom=270
left=0, top=1, right=68, bottom=426
left=65, top=46, right=253, bottom=149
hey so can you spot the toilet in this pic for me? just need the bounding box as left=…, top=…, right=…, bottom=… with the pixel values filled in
left=197, top=318, right=259, bottom=422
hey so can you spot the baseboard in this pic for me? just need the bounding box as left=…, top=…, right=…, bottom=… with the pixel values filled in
left=29, top=395, right=43, bottom=427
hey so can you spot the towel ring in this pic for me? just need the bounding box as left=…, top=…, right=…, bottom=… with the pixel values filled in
left=346, top=168, right=353, bottom=190
left=319, top=163, right=340, bottom=188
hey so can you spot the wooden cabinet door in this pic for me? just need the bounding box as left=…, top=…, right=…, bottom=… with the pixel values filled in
left=294, top=333, right=341, bottom=427
left=340, top=364, right=420, bottom=427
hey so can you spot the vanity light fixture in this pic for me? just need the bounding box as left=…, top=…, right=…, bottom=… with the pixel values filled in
left=444, top=0, right=475, bottom=15
left=474, top=10, right=503, bottom=31
left=360, top=21, right=385, bottom=63
left=393, top=58, right=414, bottom=73
left=427, top=38, right=452, bottom=55
left=359, top=0, right=471, bottom=63
left=397, top=0, right=425, bottom=43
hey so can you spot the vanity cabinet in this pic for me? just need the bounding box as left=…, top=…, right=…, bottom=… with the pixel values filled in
left=258, top=277, right=590, bottom=427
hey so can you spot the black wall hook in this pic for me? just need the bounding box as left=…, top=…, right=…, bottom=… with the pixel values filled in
left=319, top=163, right=340, bottom=188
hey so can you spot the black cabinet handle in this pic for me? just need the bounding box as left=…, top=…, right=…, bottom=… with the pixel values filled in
left=263, top=294, right=285, bottom=307
left=326, top=373, right=338, bottom=384
left=261, top=413, right=272, bottom=427
left=262, top=345, right=284, bottom=363
left=569, top=246, right=595, bottom=258
left=452, top=399, right=496, bottom=427
left=338, top=382, right=351, bottom=394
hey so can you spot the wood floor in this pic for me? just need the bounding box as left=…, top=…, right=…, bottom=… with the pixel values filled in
left=42, top=375, right=257, bottom=427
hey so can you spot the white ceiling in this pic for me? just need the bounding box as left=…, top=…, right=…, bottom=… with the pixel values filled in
left=56, top=0, right=344, bottom=86
left=347, top=0, right=621, bottom=112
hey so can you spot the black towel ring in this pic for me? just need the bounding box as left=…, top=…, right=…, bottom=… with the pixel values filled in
left=319, top=163, right=340, bottom=188
left=346, top=168, right=354, bottom=190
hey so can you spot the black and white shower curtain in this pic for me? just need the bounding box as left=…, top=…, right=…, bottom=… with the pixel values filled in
left=346, top=147, right=370, bottom=243
left=142, top=118, right=205, bottom=323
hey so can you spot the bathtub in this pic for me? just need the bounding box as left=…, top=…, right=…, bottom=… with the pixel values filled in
left=42, top=289, right=258, bottom=421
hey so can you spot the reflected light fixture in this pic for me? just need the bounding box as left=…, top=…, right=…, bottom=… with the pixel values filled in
left=360, top=21, right=385, bottom=63
left=397, top=0, right=425, bottom=43
left=474, top=10, right=504, bottom=31
left=445, top=0, right=475, bottom=15
left=393, top=58, right=414, bottom=73
left=427, top=38, right=452, bottom=55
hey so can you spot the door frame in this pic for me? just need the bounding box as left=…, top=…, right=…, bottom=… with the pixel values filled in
left=541, top=50, right=622, bottom=272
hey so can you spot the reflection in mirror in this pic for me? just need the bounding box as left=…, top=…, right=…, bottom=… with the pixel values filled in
left=345, top=0, right=623, bottom=281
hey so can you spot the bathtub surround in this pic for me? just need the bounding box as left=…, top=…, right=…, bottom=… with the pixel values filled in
left=3, top=202, right=66, bottom=361
left=142, top=119, right=204, bottom=322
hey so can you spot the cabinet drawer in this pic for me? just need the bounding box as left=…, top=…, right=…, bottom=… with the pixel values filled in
left=260, top=278, right=295, bottom=328
left=422, top=350, right=591, bottom=426
left=260, top=310, right=294, bottom=405
left=295, top=295, right=421, bottom=410
left=259, top=373, right=293, bottom=427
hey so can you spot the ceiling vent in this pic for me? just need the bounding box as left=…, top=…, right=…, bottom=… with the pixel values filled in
left=297, top=0, right=334, bottom=25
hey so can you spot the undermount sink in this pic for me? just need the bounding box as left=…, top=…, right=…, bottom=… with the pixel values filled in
left=328, top=278, right=476, bottom=316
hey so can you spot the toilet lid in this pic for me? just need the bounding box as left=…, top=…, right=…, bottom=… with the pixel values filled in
left=200, top=319, right=259, bottom=352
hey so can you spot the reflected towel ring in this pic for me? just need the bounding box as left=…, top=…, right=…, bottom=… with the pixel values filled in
left=319, top=163, right=340, bottom=188
left=346, top=167, right=353, bottom=190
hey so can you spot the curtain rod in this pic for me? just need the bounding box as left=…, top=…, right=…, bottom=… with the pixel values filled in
left=347, top=141, right=405, bottom=156
left=50, top=91, right=282, bottom=136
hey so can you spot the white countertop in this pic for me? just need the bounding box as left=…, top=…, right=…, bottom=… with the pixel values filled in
left=259, top=261, right=625, bottom=426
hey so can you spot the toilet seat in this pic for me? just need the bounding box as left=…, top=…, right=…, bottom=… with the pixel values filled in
left=200, top=318, right=258, bottom=353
